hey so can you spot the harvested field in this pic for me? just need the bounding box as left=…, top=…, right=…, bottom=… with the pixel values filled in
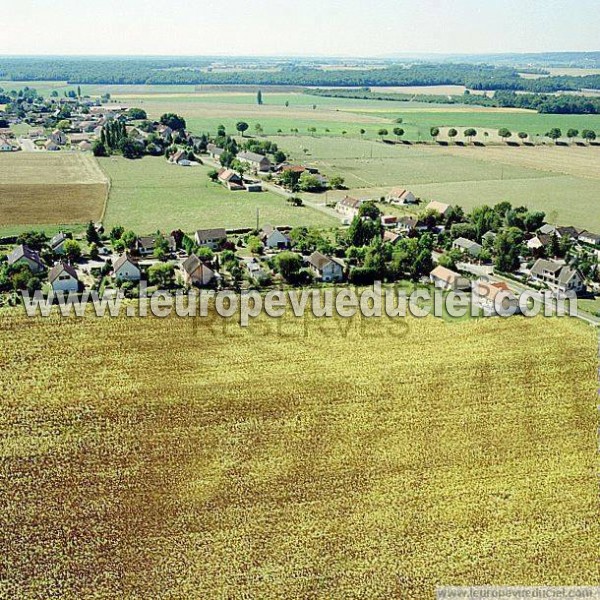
left=0, top=153, right=108, bottom=229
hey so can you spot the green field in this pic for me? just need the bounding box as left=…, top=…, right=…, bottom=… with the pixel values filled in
left=99, top=156, right=338, bottom=233
left=279, top=136, right=600, bottom=231
left=99, top=86, right=600, bottom=142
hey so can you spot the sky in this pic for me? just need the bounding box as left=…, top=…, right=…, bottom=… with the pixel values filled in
left=2, top=0, right=599, bottom=57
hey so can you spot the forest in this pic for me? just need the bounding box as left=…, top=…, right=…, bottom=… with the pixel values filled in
left=1, top=58, right=600, bottom=93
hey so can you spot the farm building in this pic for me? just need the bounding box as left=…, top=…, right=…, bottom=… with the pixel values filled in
left=207, top=144, right=225, bottom=159
left=217, top=169, right=244, bottom=191
left=237, top=151, right=271, bottom=172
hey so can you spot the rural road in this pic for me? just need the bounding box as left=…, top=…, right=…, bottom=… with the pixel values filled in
left=202, top=156, right=344, bottom=222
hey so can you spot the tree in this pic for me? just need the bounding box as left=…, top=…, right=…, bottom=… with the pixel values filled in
left=92, top=140, right=108, bottom=157
left=148, top=263, right=175, bottom=288
left=498, top=128, right=512, bottom=142
left=567, top=128, right=579, bottom=142
left=257, top=90, right=263, bottom=105
left=582, top=129, right=596, bottom=143
left=119, top=138, right=143, bottom=159
left=86, top=221, right=100, bottom=244
left=430, top=127, right=440, bottom=142
left=377, top=128, right=388, bottom=140
left=464, top=128, right=477, bottom=144
left=298, top=172, right=323, bottom=192
left=207, top=169, right=219, bottom=182
left=56, top=119, right=70, bottom=131
left=494, top=228, right=522, bottom=272
left=280, top=169, right=301, bottom=192
left=393, top=127, right=405, bottom=142
left=359, top=128, right=366, bottom=138
left=308, top=126, right=317, bottom=136
left=254, top=123, right=264, bottom=135
left=247, top=236, right=263, bottom=254
left=329, top=175, right=345, bottom=189
left=448, top=128, right=458, bottom=142
left=546, top=128, right=562, bottom=144
left=358, top=201, right=381, bottom=220
left=276, top=252, right=302, bottom=282
left=236, top=121, right=249, bottom=137
left=63, top=239, right=81, bottom=262
left=127, top=108, right=147, bottom=120
left=284, top=100, right=289, bottom=107
left=160, top=113, right=186, bottom=131
left=517, top=131, right=528, bottom=141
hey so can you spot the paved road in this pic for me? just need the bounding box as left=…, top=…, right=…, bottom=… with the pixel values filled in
left=18, top=138, right=36, bottom=152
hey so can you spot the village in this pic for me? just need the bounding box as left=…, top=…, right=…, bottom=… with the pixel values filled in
left=1, top=86, right=599, bottom=319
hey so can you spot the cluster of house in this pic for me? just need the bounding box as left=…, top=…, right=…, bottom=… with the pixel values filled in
left=335, top=194, right=451, bottom=231
left=207, top=145, right=273, bottom=172
left=526, top=223, right=600, bottom=252
left=1, top=101, right=135, bottom=152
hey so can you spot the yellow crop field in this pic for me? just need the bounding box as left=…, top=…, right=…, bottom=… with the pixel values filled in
left=0, top=310, right=598, bottom=598
left=0, top=153, right=108, bottom=229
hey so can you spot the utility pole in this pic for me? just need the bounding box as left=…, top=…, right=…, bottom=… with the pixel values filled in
left=256, top=208, right=259, bottom=231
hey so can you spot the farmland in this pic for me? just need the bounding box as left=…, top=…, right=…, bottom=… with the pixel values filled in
left=0, top=153, right=108, bottom=236
left=1, top=310, right=598, bottom=598
left=280, top=136, right=600, bottom=231
left=99, top=156, right=338, bottom=233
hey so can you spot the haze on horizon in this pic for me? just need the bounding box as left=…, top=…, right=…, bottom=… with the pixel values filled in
left=3, top=0, right=599, bottom=58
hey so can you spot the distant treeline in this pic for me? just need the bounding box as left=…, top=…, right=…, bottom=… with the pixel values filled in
left=307, top=88, right=600, bottom=115
left=1, top=58, right=600, bottom=93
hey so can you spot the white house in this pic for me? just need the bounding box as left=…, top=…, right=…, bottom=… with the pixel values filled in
left=50, top=232, right=69, bottom=255
left=48, top=262, right=80, bottom=293
left=181, top=253, right=215, bottom=287
left=0, top=138, right=13, bottom=152
left=307, top=251, right=344, bottom=282
left=452, top=237, right=483, bottom=258
left=386, top=188, right=417, bottom=205
left=335, top=196, right=364, bottom=220
left=194, top=228, right=227, bottom=250
left=113, top=253, right=141, bottom=281
left=7, top=245, right=46, bottom=273
left=475, top=280, right=519, bottom=315
left=430, top=265, right=470, bottom=291
left=262, top=227, right=290, bottom=250
left=529, top=258, right=585, bottom=294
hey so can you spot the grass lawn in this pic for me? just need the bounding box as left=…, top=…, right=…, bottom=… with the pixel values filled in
left=99, top=156, right=338, bottom=233
left=1, top=311, right=598, bottom=598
